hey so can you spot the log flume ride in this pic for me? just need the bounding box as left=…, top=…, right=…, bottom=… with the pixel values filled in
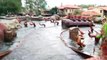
left=60, top=28, right=92, bottom=59
left=62, top=19, right=94, bottom=29
left=60, top=22, right=107, bottom=60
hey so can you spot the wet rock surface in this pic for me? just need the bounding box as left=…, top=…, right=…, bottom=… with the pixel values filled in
left=2, top=21, right=83, bottom=60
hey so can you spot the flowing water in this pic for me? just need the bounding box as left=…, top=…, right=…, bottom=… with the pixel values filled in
left=1, top=20, right=102, bottom=60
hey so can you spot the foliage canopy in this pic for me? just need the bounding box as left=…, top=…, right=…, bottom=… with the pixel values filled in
left=0, top=0, right=22, bottom=15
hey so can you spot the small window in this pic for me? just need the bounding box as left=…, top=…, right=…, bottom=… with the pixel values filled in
left=100, top=10, right=102, bottom=13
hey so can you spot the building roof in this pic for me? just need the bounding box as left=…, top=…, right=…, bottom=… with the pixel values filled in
left=58, top=5, right=80, bottom=9
left=88, top=6, right=94, bottom=10
left=99, top=6, right=107, bottom=11
left=81, top=11, right=100, bottom=16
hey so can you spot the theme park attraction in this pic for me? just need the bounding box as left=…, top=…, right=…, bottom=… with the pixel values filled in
left=0, top=13, right=106, bottom=60
left=0, top=16, right=57, bottom=59
left=0, top=14, right=96, bottom=59
left=62, top=15, right=94, bottom=29
left=60, top=18, right=107, bottom=60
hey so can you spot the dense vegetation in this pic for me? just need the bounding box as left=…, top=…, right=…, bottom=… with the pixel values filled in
left=49, top=7, right=58, bottom=15
left=79, top=4, right=95, bottom=8
left=0, top=0, right=22, bottom=15
left=25, top=0, right=47, bottom=15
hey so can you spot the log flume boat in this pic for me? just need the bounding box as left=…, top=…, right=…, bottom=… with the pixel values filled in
left=60, top=28, right=92, bottom=59
left=62, top=19, right=94, bottom=29
left=60, top=17, right=107, bottom=60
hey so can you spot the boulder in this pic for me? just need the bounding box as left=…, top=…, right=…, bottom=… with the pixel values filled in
left=0, top=23, right=7, bottom=41
left=0, top=22, right=17, bottom=42
left=4, top=29, right=17, bottom=42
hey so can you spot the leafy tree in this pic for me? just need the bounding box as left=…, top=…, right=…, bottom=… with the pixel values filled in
left=25, top=0, right=47, bottom=15
left=73, top=9, right=82, bottom=15
left=0, top=0, right=22, bottom=15
left=34, top=0, right=47, bottom=9
left=49, top=7, right=58, bottom=15
left=79, top=4, right=95, bottom=8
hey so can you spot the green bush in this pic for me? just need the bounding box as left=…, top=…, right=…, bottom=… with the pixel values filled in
left=0, top=0, right=22, bottom=15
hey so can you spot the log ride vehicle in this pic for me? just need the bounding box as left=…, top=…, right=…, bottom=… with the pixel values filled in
left=66, top=27, right=98, bottom=59
left=62, top=15, right=94, bottom=29
left=67, top=21, right=107, bottom=60
left=60, top=27, right=92, bottom=59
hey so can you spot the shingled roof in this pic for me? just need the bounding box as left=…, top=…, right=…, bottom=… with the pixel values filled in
left=81, top=11, right=100, bottom=16
left=58, top=5, right=80, bottom=9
